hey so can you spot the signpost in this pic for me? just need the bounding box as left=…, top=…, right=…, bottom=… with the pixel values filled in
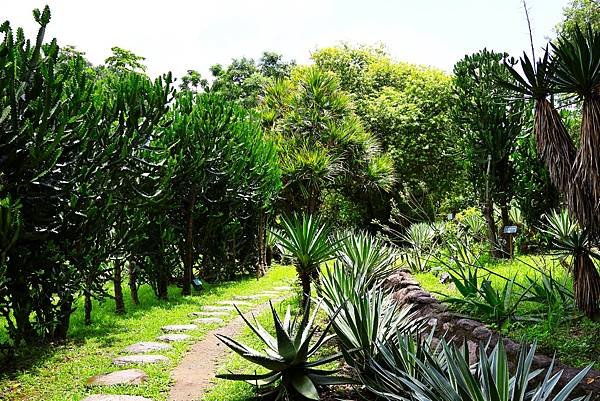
left=503, top=225, right=518, bottom=258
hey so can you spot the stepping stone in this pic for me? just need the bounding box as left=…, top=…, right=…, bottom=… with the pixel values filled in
left=202, top=305, right=234, bottom=312
left=86, top=369, right=147, bottom=386
left=157, top=333, right=191, bottom=342
left=189, top=311, right=229, bottom=317
left=113, top=354, right=170, bottom=366
left=123, top=341, right=172, bottom=354
left=81, top=396, right=153, bottom=401
left=260, top=291, right=282, bottom=296
left=193, top=317, right=224, bottom=324
left=161, top=324, right=198, bottom=332
left=232, top=295, right=263, bottom=300
left=217, top=300, right=251, bottom=306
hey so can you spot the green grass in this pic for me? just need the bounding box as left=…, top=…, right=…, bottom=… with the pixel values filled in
left=203, top=295, right=341, bottom=401
left=0, top=265, right=296, bottom=401
left=415, top=254, right=600, bottom=370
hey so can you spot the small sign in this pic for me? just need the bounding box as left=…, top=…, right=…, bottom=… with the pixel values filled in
left=503, top=225, right=518, bottom=234
left=192, top=278, right=203, bottom=290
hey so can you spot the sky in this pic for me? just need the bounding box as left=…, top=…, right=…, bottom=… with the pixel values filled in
left=1, top=0, right=569, bottom=80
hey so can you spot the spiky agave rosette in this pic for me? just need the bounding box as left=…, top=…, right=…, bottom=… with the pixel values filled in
left=216, top=302, right=353, bottom=400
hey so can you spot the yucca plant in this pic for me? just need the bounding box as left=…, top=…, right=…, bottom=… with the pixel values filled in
left=318, top=265, right=423, bottom=367
left=401, top=222, right=437, bottom=272
left=542, top=209, right=600, bottom=319
left=216, top=302, right=351, bottom=400
left=400, top=340, right=591, bottom=401
left=272, top=214, right=337, bottom=307
left=334, top=230, right=398, bottom=292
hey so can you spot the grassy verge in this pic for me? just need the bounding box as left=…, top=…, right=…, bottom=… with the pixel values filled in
left=0, top=265, right=296, bottom=401
left=415, top=254, right=600, bottom=370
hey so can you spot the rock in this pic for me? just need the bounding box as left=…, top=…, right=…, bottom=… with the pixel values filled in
left=217, top=300, right=251, bottom=306
left=202, top=306, right=234, bottom=312
left=123, top=342, right=172, bottom=354
left=456, top=318, right=482, bottom=333
left=189, top=311, right=229, bottom=317
left=472, top=325, right=492, bottom=340
left=157, top=333, right=191, bottom=342
left=161, top=324, right=198, bottom=332
left=81, top=396, right=153, bottom=401
left=193, top=317, right=224, bottom=324
left=439, top=272, right=452, bottom=284
left=232, top=295, right=262, bottom=300
left=86, top=369, right=147, bottom=386
left=113, top=354, right=170, bottom=366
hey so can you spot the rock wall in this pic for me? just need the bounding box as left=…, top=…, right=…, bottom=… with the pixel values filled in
left=386, top=269, right=600, bottom=397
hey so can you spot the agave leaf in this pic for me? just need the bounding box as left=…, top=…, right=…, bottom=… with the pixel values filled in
left=241, top=353, right=288, bottom=371
left=308, top=374, right=356, bottom=386
left=290, top=373, right=319, bottom=400
left=270, top=302, right=296, bottom=360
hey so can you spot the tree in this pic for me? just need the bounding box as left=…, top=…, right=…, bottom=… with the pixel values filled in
left=262, top=66, right=395, bottom=217
left=504, top=24, right=600, bottom=319
left=556, top=0, right=600, bottom=38
left=312, top=45, right=461, bottom=227
left=453, top=49, right=527, bottom=257
left=151, top=92, right=280, bottom=295
left=104, top=46, right=147, bottom=73
left=210, top=52, right=295, bottom=108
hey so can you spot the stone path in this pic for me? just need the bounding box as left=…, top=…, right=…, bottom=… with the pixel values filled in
left=82, top=286, right=290, bottom=401
left=167, top=296, right=283, bottom=401
left=87, top=369, right=148, bottom=386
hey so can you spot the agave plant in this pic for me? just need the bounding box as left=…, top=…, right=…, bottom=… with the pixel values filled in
left=400, top=340, right=591, bottom=401
left=272, top=214, right=338, bottom=307
left=542, top=209, right=600, bottom=319
left=216, top=302, right=351, bottom=400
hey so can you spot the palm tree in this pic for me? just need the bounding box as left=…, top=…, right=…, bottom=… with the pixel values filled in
left=504, top=24, right=600, bottom=319
left=272, top=214, right=337, bottom=307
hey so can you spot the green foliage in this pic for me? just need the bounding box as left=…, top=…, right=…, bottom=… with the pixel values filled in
left=453, top=49, right=527, bottom=255
left=104, top=46, right=147, bottom=73
left=216, top=302, right=351, bottom=401
left=556, top=0, right=600, bottom=39
left=400, top=340, right=591, bottom=401
left=263, top=65, right=395, bottom=215
left=400, top=222, right=438, bottom=272
left=273, top=214, right=337, bottom=306
left=210, top=52, right=295, bottom=109
left=313, top=45, right=461, bottom=225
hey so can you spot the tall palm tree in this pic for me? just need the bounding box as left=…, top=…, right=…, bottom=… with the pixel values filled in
left=504, top=24, right=600, bottom=319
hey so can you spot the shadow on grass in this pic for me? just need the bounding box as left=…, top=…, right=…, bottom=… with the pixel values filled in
left=0, top=273, right=269, bottom=380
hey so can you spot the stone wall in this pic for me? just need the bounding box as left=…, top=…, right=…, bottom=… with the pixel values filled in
left=386, top=269, right=600, bottom=397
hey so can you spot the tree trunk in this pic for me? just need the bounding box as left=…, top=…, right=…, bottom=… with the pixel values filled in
left=483, top=154, right=501, bottom=258
left=128, top=261, right=139, bottom=305
left=54, top=295, right=73, bottom=341
left=499, top=202, right=511, bottom=257
left=113, top=260, right=126, bottom=314
left=256, top=212, right=266, bottom=278
left=157, top=253, right=169, bottom=301
left=84, top=291, right=92, bottom=326
left=298, top=270, right=311, bottom=308
left=182, top=191, right=197, bottom=296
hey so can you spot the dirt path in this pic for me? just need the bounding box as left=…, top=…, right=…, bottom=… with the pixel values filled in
left=167, top=301, right=276, bottom=401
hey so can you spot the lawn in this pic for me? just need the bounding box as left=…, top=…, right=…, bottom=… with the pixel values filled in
left=0, top=265, right=296, bottom=401
left=414, top=254, right=600, bottom=370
